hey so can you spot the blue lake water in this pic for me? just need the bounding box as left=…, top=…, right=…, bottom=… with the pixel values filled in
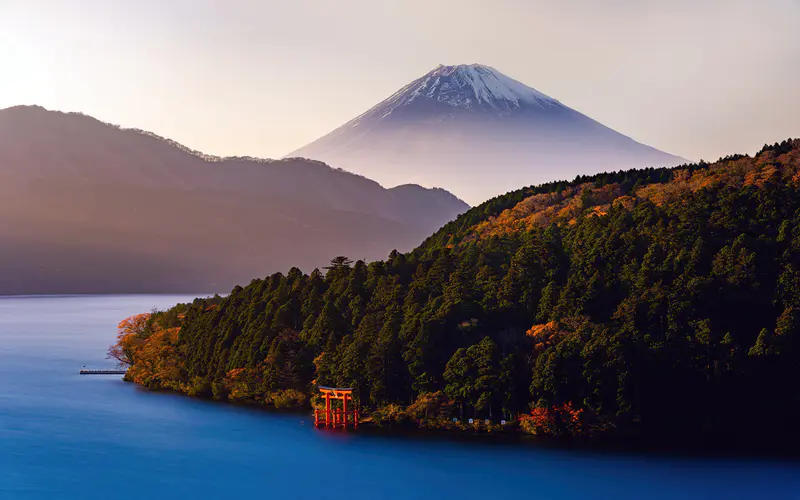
left=2, top=295, right=800, bottom=499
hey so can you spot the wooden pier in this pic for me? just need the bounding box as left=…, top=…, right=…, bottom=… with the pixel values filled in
left=79, top=369, right=127, bottom=375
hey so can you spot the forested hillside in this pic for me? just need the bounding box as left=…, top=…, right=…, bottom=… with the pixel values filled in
left=115, top=139, right=800, bottom=441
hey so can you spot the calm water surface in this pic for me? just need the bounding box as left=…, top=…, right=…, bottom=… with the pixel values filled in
left=2, top=295, right=800, bottom=499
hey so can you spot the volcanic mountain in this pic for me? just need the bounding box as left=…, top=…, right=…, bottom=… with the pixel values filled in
left=0, top=105, right=467, bottom=294
left=288, top=64, right=687, bottom=204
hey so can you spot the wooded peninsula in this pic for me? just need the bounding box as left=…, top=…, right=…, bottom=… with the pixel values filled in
left=112, top=139, right=800, bottom=443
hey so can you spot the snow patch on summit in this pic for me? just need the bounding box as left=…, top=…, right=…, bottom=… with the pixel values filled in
left=349, top=64, right=561, bottom=126
left=432, top=64, right=559, bottom=109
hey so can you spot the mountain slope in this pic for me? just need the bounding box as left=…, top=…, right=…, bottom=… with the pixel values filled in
left=288, top=64, right=686, bottom=204
left=0, top=105, right=468, bottom=294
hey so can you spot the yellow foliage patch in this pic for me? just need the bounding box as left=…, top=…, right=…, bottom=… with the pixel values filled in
left=466, top=143, right=800, bottom=247
left=467, top=183, right=624, bottom=241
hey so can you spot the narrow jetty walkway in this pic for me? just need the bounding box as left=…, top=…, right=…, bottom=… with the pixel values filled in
left=79, top=369, right=127, bottom=375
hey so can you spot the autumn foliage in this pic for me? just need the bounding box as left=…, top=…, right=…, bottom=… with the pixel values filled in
left=108, top=313, right=184, bottom=390
left=456, top=140, right=800, bottom=243
left=124, top=326, right=182, bottom=388
left=107, top=313, right=151, bottom=367
left=518, top=402, right=585, bottom=436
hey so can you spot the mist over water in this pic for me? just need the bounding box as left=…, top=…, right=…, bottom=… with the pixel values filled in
left=2, top=295, right=799, bottom=499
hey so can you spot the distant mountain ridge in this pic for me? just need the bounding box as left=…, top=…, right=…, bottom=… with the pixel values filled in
left=0, top=105, right=468, bottom=294
left=289, top=64, right=687, bottom=204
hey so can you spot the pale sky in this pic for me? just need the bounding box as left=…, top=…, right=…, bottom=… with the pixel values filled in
left=1, top=0, right=798, bottom=174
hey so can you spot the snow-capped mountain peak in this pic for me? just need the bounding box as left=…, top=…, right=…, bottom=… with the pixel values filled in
left=429, top=64, right=560, bottom=108
left=362, top=64, right=561, bottom=120
left=288, top=63, right=685, bottom=204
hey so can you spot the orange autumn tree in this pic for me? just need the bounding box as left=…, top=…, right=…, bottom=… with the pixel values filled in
left=124, top=326, right=182, bottom=389
left=107, top=313, right=151, bottom=367
left=518, top=402, right=585, bottom=436
left=525, top=317, right=588, bottom=352
left=107, top=313, right=184, bottom=390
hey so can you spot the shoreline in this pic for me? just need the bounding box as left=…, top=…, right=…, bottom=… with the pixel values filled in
left=126, top=380, right=800, bottom=460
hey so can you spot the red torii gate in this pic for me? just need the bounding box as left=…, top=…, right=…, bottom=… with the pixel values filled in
left=314, top=386, right=359, bottom=429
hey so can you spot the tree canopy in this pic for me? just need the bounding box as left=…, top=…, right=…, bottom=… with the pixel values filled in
left=115, top=139, right=800, bottom=441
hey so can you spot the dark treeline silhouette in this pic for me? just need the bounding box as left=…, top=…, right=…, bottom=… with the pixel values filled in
left=118, top=139, right=800, bottom=443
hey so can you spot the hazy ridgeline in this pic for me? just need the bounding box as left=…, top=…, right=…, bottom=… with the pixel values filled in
left=0, top=106, right=467, bottom=295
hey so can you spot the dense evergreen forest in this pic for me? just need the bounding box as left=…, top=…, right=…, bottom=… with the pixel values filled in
left=114, top=139, right=800, bottom=441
